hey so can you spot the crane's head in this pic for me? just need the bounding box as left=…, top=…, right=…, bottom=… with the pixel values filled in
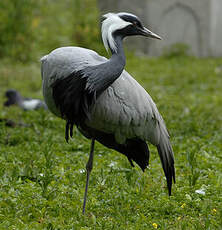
left=101, top=12, right=161, bottom=53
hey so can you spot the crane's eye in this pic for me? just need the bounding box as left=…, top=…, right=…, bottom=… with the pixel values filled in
left=132, top=21, right=142, bottom=28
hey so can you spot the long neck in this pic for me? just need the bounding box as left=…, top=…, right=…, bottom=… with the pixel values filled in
left=109, top=35, right=126, bottom=66
left=101, top=35, right=126, bottom=87
left=86, top=35, right=126, bottom=95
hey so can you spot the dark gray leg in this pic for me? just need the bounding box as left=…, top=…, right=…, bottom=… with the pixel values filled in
left=82, top=138, right=95, bottom=214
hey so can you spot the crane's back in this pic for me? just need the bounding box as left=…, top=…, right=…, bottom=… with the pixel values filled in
left=41, top=47, right=107, bottom=116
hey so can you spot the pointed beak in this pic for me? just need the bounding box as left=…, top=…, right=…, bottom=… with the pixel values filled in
left=140, top=27, right=162, bottom=40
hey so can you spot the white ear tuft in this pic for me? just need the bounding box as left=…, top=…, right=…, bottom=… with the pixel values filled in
left=101, top=13, right=131, bottom=53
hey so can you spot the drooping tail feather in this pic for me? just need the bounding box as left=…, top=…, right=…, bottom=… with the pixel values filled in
left=157, top=124, right=175, bottom=196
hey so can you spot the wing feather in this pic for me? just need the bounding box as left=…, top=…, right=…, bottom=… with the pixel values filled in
left=41, top=47, right=107, bottom=117
left=87, top=70, right=161, bottom=144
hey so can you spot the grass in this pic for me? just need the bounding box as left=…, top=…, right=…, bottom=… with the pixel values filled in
left=0, top=54, right=222, bottom=229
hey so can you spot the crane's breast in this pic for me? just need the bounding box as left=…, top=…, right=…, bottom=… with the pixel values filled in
left=86, top=70, right=161, bottom=145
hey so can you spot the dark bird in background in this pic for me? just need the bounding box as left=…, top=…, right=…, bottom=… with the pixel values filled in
left=41, top=12, right=175, bottom=214
left=4, top=89, right=47, bottom=110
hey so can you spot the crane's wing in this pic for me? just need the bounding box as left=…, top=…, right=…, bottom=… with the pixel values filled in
left=41, top=46, right=107, bottom=120
left=41, top=46, right=107, bottom=83
left=88, top=70, right=164, bottom=145
left=87, top=70, right=175, bottom=194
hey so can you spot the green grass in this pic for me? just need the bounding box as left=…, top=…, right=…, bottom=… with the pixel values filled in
left=0, top=55, right=222, bottom=229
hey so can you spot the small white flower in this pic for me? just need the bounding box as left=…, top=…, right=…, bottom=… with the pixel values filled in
left=79, top=169, right=85, bottom=174
left=185, top=194, right=192, bottom=201
left=195, top=188, right=205, bottom=195
left=108, top=161, right=117, bottom=167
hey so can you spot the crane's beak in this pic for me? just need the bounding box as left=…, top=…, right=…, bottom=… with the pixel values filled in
left=140, top=27, right=162, bottom=40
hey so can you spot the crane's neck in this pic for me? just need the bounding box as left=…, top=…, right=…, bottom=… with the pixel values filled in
left=103, top=35, right=126, bottom=83
left=85, top=35, right=126, bottom=95
left=109, top=35, right=126, bottom=65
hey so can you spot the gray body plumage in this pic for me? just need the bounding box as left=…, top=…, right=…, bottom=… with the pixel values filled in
left=42, top=46, right=165, bottom=145
left=41, top=12, right=175, bottom=200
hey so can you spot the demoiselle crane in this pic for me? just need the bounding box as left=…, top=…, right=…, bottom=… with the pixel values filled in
left=41, top=12, right=175, bottom=214
left=4, top=89, right=47, bottom=110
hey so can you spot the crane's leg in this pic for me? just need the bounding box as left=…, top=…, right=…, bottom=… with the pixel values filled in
left=82, top=138, right=95, bottom=214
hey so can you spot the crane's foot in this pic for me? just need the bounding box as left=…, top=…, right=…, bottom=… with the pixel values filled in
left=82, top=139, right=95, bottom=214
